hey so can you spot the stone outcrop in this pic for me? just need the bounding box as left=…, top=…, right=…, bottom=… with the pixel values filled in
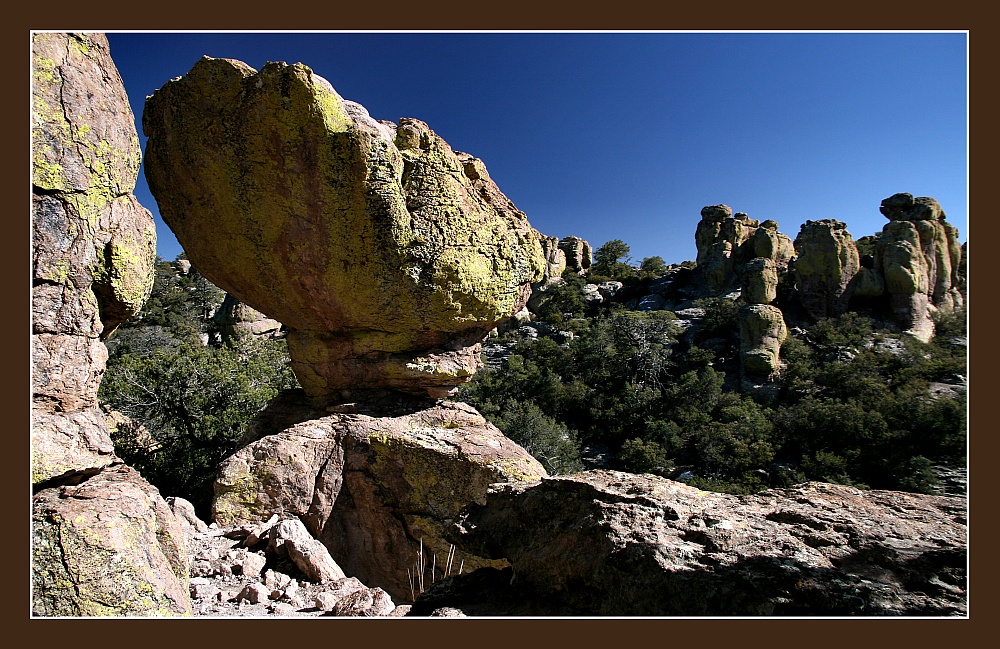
left=433, top=471, right=966, bottom=616
left=559, top=236, right=593, bottom=273
left=214, top=293, right=283, bottom=343
left=793, top=219, right=861, bottom=320
left=31, top=33, right=191, bottom=617
left=142, top=57, right=545, bottom=400
left=875, top=193, right=965, bottom=342
left=212, top=393, right=546, bottom=602
left=694, top=205, right=793, bottom=296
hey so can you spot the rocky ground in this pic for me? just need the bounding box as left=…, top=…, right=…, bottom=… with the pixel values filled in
left=173, top=502, right=420, bottom=617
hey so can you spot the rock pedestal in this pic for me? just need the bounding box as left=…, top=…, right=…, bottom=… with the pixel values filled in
left=142, top=57, right=545, bottom=400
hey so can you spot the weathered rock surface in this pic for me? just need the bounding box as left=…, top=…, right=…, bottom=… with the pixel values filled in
left=32, top=465, right=192, bottom=616
left=793, top=219, right=861, bottom=320
left=739, top=304, right=788, bottom=375
left=876, top=193, right=964, bottom=342
left=214, top=293, right=283, bottom=343
left=536, top=231, right=567, bottom=280
left=741, top=257, right=779, bottom=305
left=441, top=471, right=966, bottom=616
left=31, top=32, right=189, bottom=617
left=212, top=392, right=546, bottom=602
left=143, top=56, right=545, bottom=399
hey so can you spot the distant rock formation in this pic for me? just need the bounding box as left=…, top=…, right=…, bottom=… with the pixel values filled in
left=31, top=32, right=190, bottom=616
left=423, top=471, right=967, bottom=616
left=793, top=219, right=861, bottom=320
left=143, top=57, right=546, bottom=400
left=876, top=193, right=965, bottom=341
left=214, top=293, right=283, bottom=343
left=694, top=205, right=794, bottom=296
left=212, top=393, right=546, bottom=603
left=535, top=231, right=567, bottom=280
left=559, top=236, right=593, bottom=273
left=738, top=258, right=787, bottom=376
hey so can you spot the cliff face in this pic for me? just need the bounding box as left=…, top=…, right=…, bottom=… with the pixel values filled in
left=142, top=57, right=546, bottom=400
left=31, top=32, right=191, bottom=616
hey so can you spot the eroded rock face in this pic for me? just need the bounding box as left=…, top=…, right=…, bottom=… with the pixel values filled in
left=535, top=231, right=567, bottom=280
left=31, top=32, right=189, bottom=617
left=876, top=193, right=964, bottom=342
left=212, top=393, right=546, bottom=602
left=143, top=57, right=545, bottom=399
left=793, top=219, right=861, bottom=320
left=445, top=471, right=967, bottom=616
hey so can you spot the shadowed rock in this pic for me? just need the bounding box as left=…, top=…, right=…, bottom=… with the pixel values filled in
left=142, top=57, right=545, bottom=400
left=433, top=471, right=966, bottom=616
left=793, top=219, right=861, bottom=320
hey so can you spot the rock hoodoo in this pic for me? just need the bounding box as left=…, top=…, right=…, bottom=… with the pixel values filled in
left=694, top=205, right=794, bottom=296
left=31, top=32, right=190, bottom=616
left=793, top=219, right=861, bottom=320
left=142, top=56, right=546, bottom=400
left=876, top=193, right=965, bottom=342
left=558, top=235, right=593, bottom=274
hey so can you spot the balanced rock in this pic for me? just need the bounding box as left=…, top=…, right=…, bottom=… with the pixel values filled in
left=793, top=219, right=861, bottom=320
left=451, top=471, right=967, bottom=616
left=143, top=57, right=545, bottom=399
left=212, top=393, right=546, bottom=602
left=740, top=257, right=778, bottom=305
left=875, top=193, right=964, bottom=342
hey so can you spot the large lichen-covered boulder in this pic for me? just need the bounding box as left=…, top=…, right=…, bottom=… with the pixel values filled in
left=31, top=32, right=189, bottom=618
left=142, top=57, right=545, bottom=399
left=739, top=303, right=788, bottom=375
left=212, top=393, right=546, bottom=602
left=32, top=465, right=192, bottom=616
left=740, top=257, right=779, bottom=305
left=876, top=193, right=964, bottom=342
left=437, top=471, right=966, bottom=616
left=793, top=219, right=861, bottom=320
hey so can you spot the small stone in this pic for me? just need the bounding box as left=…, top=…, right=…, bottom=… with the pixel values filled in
left=237, top=582, right=270, bottom=605
left=313, top=592, right=338, bottom=611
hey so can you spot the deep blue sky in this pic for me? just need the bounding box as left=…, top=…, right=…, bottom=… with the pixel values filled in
left=106, top=31, right=968, bottom=266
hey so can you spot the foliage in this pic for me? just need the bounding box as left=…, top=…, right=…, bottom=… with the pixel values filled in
left=591, top=239, right=635, bottom=281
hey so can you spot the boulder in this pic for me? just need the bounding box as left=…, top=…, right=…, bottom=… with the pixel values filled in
left=739, top=304, right=788, bottom=375
left=559, top=236, right=593, bottom=273
left=450, top=471, right=967, bottom=616
left=269, top=518, right=347, bottom=582
left=32, top=465, right=191, bottom=616
left=694, top=205, right=790, bottom=296
left=793, top=219, right=860, bottom=320
left=212, top=393, right=546, bottom=602
left=214, top=293, right=283, bottom=343
left=875, top=194, right=964, bottom=342
left=535, top=231, right=567, bottom=280
left=142, top=56, right=545, bottom=399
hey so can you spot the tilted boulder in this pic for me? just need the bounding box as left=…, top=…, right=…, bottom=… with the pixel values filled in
left=31, top=32, right=189, bottom=616
left=793, top=219, right=861, bottom=320
left=559, top=236, right=593, bottom=273
left=142, top=57, right=545, bottom=399
left=212, top=393, right=546, bottom=602
left=739, top=303, right=787, bottom=375
left=445, top=471, right=966, bottom=616
left=876, top=193, right=964, bottom=342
